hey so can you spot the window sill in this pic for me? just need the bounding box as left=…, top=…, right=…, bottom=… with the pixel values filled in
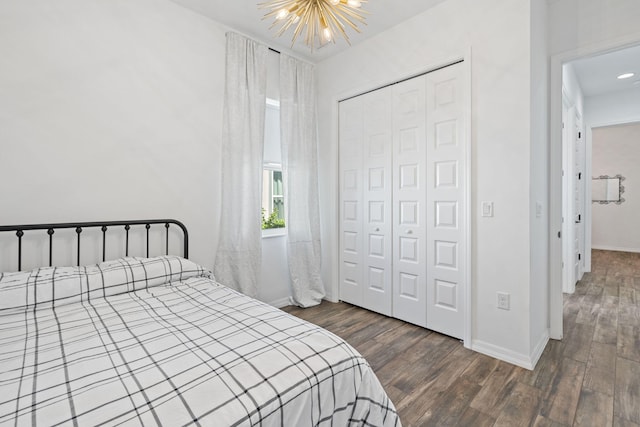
left=262, top=228, right=287, bottom=239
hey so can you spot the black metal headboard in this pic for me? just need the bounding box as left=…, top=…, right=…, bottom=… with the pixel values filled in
left=0, top=219, right=188, bottom=271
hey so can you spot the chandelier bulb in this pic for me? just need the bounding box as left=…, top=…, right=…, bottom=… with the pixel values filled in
left=347, top=0, right=361, bottom=7
left=322, top=27, right=332, bottom=42
left=328, top=0, right=340, bottom=5
left=276, top=8, right=289, bottom=20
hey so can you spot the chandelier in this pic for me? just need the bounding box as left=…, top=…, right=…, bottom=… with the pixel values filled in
left=259, top=0, right=368, bottom=49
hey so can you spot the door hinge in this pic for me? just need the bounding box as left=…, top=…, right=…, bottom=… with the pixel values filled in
left=578, top=172, right=582, bottom=180
left=578, top=131, right=582, bottom=139
left=579, top=253, right=582, bottom=261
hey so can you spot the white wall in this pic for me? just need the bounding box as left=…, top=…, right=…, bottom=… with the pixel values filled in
left=0, top=0, right=223, bottom=269
left=585, top=86, right=640, bottom=126
left=0, top=0, right=292, bottom=306
left=259, top=235, right=292, bottom=305
left=591, top=123, right=640, bottom=252
left=316, top=0, right=539, bottom=367
left=548, top=0, right=640, bottom=57
left=529, top=0, right=550, bottom=361
left=583, top=86, right=640, bottom=265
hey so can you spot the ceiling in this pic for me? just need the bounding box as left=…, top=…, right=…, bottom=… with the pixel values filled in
left=171, top=0, right=447, bottom=62
left=570, top=44, right=640, bottom=97
left=170, top=1, right=640, bottom=95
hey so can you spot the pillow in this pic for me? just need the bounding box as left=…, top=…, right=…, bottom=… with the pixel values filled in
left=0, top=256, right=210, bottom=311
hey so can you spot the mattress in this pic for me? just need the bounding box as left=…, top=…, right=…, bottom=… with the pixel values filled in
left=0, top=256, right=400, bottom=426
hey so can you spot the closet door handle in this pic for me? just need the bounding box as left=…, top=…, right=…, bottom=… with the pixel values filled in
left=407, top=230, right=413, bottom=234
left=375, top=227, right=380, bottom=232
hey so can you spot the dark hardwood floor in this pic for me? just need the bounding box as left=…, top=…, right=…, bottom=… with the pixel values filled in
left=282, top=250, right=640, bottom=426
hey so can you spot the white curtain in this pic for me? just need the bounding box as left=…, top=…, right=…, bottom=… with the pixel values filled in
left=213, top=32, right=268, bottom=298
left=280, top=54, right=325, bottom=307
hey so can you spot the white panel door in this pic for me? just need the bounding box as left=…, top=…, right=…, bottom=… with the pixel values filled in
left=362, top=88, right=393, bottom=316
left=392, top=76, right=428, bottom=327
left=574, top=119, right=585, bottom=283
left=339, top=96, right=364, bottom=306
left=425, top=63, right=466, bottom=339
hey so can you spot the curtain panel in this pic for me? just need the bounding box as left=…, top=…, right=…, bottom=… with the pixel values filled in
left=280, top=54, right=326, bottom=307
left=213, top=32, right=268, bottom=298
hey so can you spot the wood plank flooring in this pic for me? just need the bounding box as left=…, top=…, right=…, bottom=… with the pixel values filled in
left=282, top=250, right=640, bottom=426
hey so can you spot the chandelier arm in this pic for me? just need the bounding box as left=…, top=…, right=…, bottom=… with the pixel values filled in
left=306, top=3, right=319, bottom=47
left=322, top=5, right=359, bottom=37
left=320, top=5, right=349, bottom=42
left=323, top=3, right=366, bottom=36
left=292, top=2, right=314, bottom=46
left=334, top=5, right=367, bottom=26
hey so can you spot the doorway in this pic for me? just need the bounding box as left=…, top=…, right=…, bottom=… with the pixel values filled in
left=550, top=42, right=640, bottom=339
left=549, top=42, right=640, bottom=339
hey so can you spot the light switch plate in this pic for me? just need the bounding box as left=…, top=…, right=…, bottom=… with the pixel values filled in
left=481, top=201, right=493, bottom=217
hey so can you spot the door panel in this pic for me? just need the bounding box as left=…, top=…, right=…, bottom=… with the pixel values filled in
left=426, top=65, right=465, bottom=339
left=339, top=88, right=393, bottom=315
left=339, top=97, right=364, bottom=306
left=363, top=88, right=393, bottom=316
left=392, top=76, right=427, bottom=327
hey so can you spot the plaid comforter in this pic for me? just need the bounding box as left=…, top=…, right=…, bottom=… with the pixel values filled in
left=0, top=256, right=400, bottom=426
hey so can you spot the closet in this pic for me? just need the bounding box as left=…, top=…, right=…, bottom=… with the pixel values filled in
left=339, top=62, right=467, bottom=339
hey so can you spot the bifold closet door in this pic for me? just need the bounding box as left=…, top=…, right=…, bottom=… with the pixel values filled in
left=339, top=88, right=393, bottom=316
left=425, top=64, right=466, bottom=339
left=392, top=77, right=428, bottom=327
left=339, top=61, right=466, bottom=339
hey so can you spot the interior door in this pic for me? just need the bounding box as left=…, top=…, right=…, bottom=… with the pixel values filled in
left=392, top=76, right=428, bottom=327
left=339, top=96, right=364, bottom=306
left=425, top=63, right=466, bottom=339
left=574, top=117, right=585, bottom=283
left=561, top=98, right=570, bottom=292
left=362, top=88, right=393, bottom=315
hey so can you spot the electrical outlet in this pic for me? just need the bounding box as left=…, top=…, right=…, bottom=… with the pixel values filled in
left=497, top=292, right=510, bottom=310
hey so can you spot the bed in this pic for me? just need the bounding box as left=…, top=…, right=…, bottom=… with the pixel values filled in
left=0, top=220, right=400, bottom=426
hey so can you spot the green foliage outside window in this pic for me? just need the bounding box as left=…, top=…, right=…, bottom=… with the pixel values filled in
left=262, top=208, right=285, bottom=229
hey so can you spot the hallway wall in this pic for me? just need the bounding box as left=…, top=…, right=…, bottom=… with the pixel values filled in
left=591, top=122, right=640, bottom=252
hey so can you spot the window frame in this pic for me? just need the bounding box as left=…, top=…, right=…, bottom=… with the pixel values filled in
left=262, top=99, right=286, bottom=238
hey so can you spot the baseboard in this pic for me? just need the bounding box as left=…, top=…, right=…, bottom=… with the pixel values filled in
left=592, top=245, right=640, bottom=254
left=530, top=329, right=550, bottom=369
left=471, top=339, right=538, bottom=370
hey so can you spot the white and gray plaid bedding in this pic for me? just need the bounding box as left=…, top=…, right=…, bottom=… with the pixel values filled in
left=0, top=256, right=400, bottom=426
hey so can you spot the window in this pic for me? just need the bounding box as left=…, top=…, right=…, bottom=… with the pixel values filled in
left=262, top=167, right=285, bottom=229
left=262, top=99, right=285, bottom=232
